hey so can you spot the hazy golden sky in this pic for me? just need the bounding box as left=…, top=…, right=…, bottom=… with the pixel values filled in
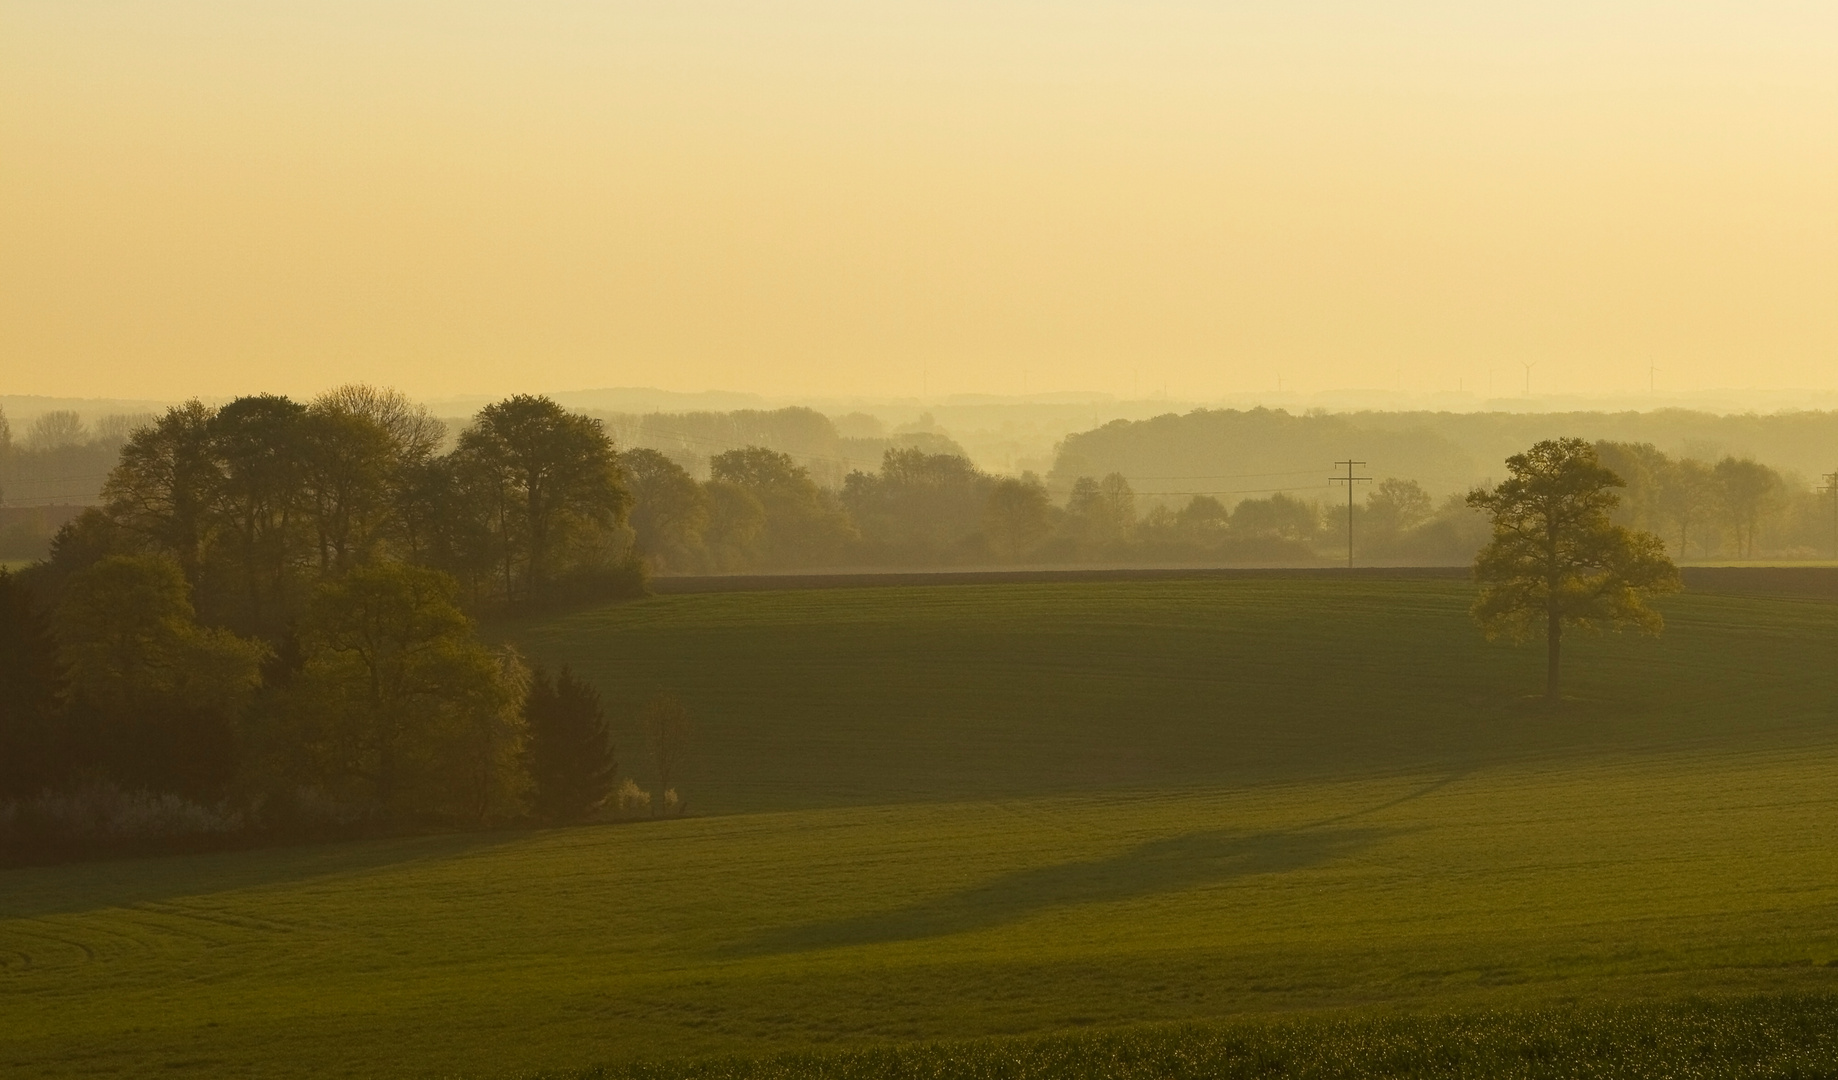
left=3, top=2, right=1836, bottom=402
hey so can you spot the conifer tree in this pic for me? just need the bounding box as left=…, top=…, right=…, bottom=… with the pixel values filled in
left=524, top=666, right=616, bottom=822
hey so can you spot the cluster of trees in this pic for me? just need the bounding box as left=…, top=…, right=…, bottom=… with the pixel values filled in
left=36, top=388, right=641, bottom=631
left=2, top=560, right=692, bottom=850
left=2, top=557, right=532, bottom=834
left=0, top=389, right=685, bottom=854
left=1, top=551, right=688, bottom=851
left=1592, top=442, right=1834, bottom=560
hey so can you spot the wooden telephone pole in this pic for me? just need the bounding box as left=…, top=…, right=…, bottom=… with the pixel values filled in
left=1331, top=460, right=1371, bottom=569
left=1824, top=471, right=1838, bottom=559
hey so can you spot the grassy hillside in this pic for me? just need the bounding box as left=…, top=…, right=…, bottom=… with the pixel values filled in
left=5, top=578, right=1838, bottom=1077
left=505, top=577, right=1838, bottom=813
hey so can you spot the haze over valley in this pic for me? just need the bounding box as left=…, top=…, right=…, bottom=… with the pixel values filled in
left=8, top=4, right=1838, bottom=1079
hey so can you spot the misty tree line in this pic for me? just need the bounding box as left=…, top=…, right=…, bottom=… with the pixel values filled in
left=1591, top=442, right=1835, bottom=560
left=9, top=397, right=1832, bottom=572
left=622, top=438, right=1828, bottom=570
left=624, top=446, right=1502, bottom=570
left=0, top=388, right=686, bottom=855
left=0, top=405, right=151, bottom=467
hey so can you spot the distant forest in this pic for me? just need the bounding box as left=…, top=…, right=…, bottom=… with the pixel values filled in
left=5, top=399, right=1838, bottom=569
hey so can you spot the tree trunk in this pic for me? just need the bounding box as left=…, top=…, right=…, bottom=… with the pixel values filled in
left=1545, top=603, right=1561, bottom=703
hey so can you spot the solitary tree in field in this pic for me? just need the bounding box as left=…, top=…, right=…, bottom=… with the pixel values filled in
left=1466, top=439, right=1680, bottom=702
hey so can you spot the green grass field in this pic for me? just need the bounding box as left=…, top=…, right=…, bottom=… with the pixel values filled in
left=5, top=577, right=1838, bottom=1077
left=549, top=996, right=1838, bottom=1079
left=509, top=577, right=1838, bottom=813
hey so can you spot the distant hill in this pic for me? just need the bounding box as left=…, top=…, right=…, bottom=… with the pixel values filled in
left=1051, top=408, right=1838, bottom=502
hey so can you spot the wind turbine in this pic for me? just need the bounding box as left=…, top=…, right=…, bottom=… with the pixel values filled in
left=1523, top=360, right=1540, bottom=397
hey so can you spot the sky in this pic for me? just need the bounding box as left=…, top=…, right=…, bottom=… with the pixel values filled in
left=3, top=1, right=1836, bottom=404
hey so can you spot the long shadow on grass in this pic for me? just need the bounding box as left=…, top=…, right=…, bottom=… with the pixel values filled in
left=737, top=824, right=1395, bottom=955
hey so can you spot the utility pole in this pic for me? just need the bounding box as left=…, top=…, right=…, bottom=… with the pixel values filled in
left=1331, top=460, right=1371, bottom=569
left=1825, top=470, right=1838, bottom=559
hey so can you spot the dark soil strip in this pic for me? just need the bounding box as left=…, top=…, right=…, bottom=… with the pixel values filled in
left=649, top=565, right=1838, bottom=598
left=649, top=566, right=1472, bottom=593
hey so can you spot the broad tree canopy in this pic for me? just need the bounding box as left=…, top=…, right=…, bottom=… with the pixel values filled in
left=1467, top=438, right=1679, bottom=700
